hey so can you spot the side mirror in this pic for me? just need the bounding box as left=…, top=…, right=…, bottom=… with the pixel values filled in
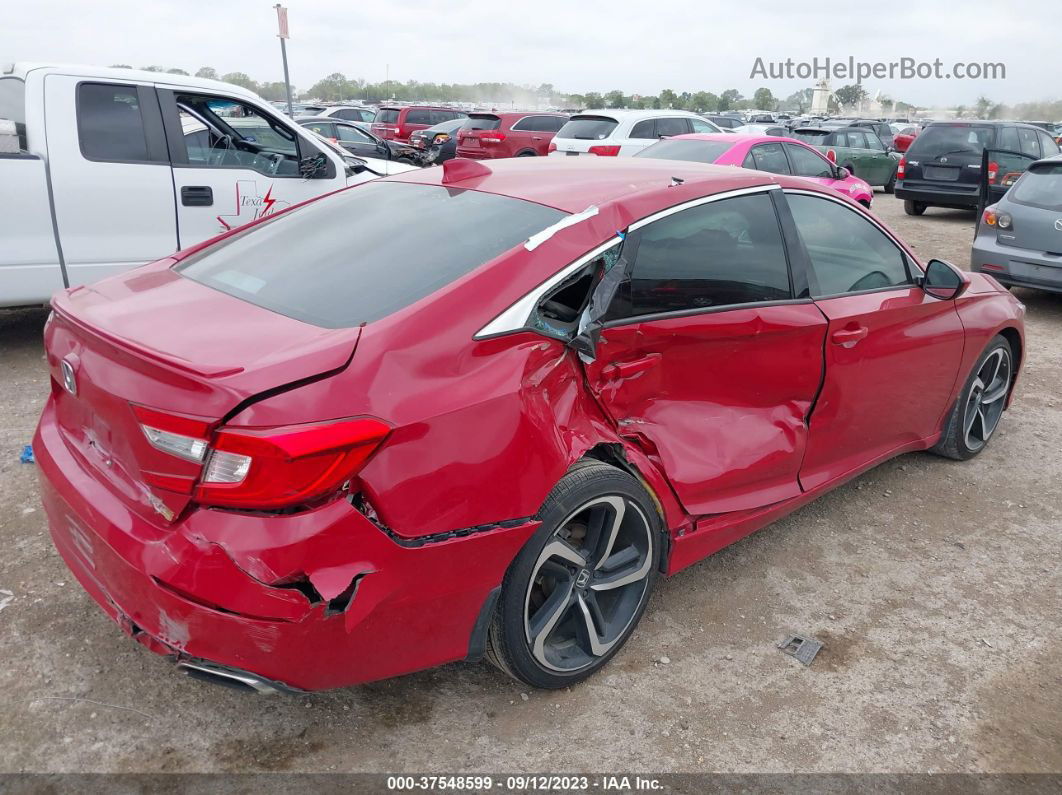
left=922, top=259, right=970, bottom=300
left=835, top=166, right=850, bottom=179
left=376, top=142, right=390, bottom=158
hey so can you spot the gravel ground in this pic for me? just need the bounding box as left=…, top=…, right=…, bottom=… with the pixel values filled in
left=0, top=193, right=1059, bottom=775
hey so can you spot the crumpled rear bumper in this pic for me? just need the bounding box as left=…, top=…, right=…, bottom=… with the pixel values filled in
left=35, top=397, right=538, bottom=691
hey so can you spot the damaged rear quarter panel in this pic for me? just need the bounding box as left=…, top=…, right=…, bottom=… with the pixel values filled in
left=232, top=212, right=688, bottom=540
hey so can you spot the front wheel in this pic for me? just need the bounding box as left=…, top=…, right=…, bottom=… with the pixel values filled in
left=905, top=199, right=927, bottom=216
left=486, top=461, right=661, bottom=689
left=931, top=336, right=1014, bottom=460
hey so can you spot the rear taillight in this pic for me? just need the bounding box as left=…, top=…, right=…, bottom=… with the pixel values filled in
left=197, top=418, right=390, bottom=509
left=435, top=133, right=450, bottom=144
left=588, top=145, right=621, bottom=156
left=134, top=406, right=211, bottom=463
left=988, top=160, right=999, bottom=184
left=480, top=131, right=507, bottom=144
left=981, top=207, right=1012, bottom=230
left=133, top=407, right=390, bottom=510
left=896, top=157, right=906, bottom=179
left=548, top=141, right=557, bottom=153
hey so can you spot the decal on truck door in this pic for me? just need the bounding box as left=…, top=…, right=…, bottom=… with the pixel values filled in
left=216, top=180, right=291, bottom=232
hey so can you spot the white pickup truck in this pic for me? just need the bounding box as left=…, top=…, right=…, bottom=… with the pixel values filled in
left=0, top=63, right=412, bottom=307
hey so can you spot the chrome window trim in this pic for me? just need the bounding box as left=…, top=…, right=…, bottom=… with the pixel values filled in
left=474, top=183, right=780, bottom=340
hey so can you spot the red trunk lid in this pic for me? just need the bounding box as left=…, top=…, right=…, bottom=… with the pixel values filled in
left=45, top=261, right=359, bottom=522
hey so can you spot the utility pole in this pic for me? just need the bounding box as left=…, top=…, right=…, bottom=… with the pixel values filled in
left=274, top=4, right=294, bottom=115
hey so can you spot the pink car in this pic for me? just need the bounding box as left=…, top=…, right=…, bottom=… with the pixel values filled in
left=635, top=133, right=874, bottom=208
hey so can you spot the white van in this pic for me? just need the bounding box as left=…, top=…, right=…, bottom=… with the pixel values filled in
left=0, top=63, right=412, bottom=307
left=548, top=109, right=722, bottom=158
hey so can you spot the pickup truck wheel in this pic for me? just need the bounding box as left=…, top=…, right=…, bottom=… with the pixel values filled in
left=904, top=200, right=927, bottom=216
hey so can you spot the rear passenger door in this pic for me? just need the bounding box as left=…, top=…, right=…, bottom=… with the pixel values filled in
left=585, top=189, right=828, bottom=515
left=45, top=76, right=177, bottom=287
left=510, top=115, right=565, bottom=156
left=742, top=143, right=792, bottom=175
left=783, top=191, right=965, bottom=490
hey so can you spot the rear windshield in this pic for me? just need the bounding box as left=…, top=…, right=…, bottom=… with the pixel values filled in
left=177, top=183, right=566, bottom=328
left=634, top=139, right=734, bottom=163
left=557, top=115, right=619, bottom=140
left=791, top=130, right=829, bottom=143
left=375, top=109, right=399, bottom=124
left=466, top=114, right=502, bottom=130
left=909, top=124, right=996, bottom=157
left=1009, top=163, right=1062, bottom=211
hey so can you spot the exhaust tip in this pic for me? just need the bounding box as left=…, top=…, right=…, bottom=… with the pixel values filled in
left=176, top=660, right=288, bottom=695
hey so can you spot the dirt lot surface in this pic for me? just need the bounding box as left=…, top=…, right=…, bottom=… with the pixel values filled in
left=1, top=193, right=1059, bottom=776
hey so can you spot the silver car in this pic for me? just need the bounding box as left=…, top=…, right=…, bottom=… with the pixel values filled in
left=972, top=155, right=1062, bottom=293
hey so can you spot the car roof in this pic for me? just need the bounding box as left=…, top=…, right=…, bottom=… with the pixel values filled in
left=3, top=62, right=260, bottom=101
left=669, top=133, right=803, bottom=145
left=469, top=111, right=566, bottom=118
left=379, top=104, right=458, bottom=111
left=383, top=156, right=828, bottom=215
left=573, top=108, right=702, bottom=120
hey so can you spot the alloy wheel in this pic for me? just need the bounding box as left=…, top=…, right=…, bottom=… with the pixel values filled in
left=963, top=347, right=1011, bottom=452
left=523, top=495, right=653, bottom=673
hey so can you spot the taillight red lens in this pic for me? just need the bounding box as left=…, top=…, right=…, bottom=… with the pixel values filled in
left=982, top=207, right=998, bottom=226
left=896, top=157, right=906, bottom=179
left=480, top=131, right=507, bottom=144
left=196, top=417, right=391, bottom=509
left=133, top=405, right=390, bottom=510
left=588, top=145, right=621, bottom=156
left=988, top=161, right=999, bottom=184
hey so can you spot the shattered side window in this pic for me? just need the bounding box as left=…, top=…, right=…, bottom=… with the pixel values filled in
left=530, top=243, right=622, bottom=339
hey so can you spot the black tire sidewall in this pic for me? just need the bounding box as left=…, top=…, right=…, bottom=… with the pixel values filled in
left=492, top=463, right=662, bottom=689
left=940, top=336, right=1013, bottom=460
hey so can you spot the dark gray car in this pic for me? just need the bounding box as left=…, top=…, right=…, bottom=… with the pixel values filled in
left=971, top=155, right=1062, bottom=293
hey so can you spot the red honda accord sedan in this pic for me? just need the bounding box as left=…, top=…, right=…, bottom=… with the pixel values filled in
left=35, top=157, right=1024, bottom=692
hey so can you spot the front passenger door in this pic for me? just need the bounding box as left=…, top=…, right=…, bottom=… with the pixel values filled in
left=785, top=192, right=965, bottom=490
left=584, top=190, right=828, bottom=515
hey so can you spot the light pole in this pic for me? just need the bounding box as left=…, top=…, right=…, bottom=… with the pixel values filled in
left=274, top=4, right=294, bottom=115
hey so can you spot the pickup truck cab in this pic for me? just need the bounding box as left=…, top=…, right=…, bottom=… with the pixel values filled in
left=0, top=63, right=412, bottom=307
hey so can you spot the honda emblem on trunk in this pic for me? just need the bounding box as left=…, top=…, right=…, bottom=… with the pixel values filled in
left=60, top=358, right=77, bottom=396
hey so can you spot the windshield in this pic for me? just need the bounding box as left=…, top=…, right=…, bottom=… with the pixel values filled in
left=910, top=124, right=996, bottom=157
left=556, top=116, right=619, bottom=140
left=1009, top=163, right=1062, bottom=211
left=177, top=183, right=567, bottom=328
left=634, top=139, right=734, bottom=163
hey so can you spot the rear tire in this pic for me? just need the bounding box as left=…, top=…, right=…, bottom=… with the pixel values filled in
left=931, top=335, right=1014, bottom=461
left=905, top=200, right=927, bottom=216
left=486, top=460, right=661, bottom=689
left=884, top=170, right=897, bottom=194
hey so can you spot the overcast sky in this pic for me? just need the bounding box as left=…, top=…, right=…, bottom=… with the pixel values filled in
left=3, top=0, right=1057, bottom=107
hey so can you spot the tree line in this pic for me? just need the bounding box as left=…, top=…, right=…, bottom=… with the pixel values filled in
left=110, top=65, right=1053, bottom=120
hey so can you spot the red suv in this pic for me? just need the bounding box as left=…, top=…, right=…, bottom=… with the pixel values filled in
left=371, top=105, right=467, bottom=142
left=456, top=112, right=568, bottom=159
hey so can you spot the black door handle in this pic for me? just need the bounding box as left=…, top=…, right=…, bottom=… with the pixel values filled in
left=181, top=186, right=213, bottom=207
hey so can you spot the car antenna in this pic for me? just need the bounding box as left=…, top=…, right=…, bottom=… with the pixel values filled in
left=442, top=158, right=492, bottom=184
